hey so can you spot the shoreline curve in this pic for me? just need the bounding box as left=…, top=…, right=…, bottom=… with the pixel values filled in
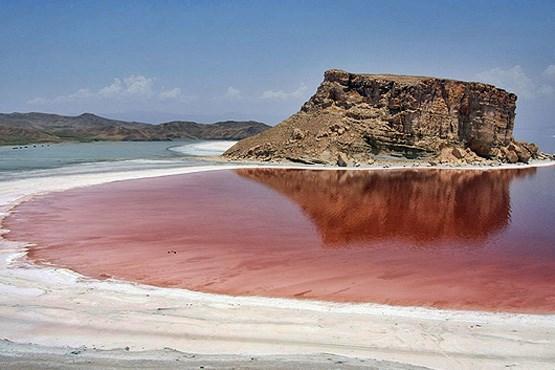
left=0, top=160, right=554, bottom=369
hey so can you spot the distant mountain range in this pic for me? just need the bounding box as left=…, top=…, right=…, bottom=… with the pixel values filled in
left=0, top=112, right=270, bottom=145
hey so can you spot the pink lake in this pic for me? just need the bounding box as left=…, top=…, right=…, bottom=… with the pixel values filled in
left=4, top=167, right=555, bottom=313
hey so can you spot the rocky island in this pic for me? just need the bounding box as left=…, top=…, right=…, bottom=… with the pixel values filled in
left=224, top=69, right=549, bottom=166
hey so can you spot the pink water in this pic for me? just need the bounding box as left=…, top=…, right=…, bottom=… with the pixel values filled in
left=4, top=167, right=555, bottom=313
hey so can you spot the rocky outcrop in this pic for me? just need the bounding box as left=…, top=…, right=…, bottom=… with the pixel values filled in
left=224, top=69, right=547, bottom=165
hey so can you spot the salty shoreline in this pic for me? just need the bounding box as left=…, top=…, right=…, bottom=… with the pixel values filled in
left=1, top=160, right=554, bottom=369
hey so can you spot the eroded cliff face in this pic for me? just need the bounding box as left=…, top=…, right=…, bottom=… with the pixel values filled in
left=224, top=69, right=544, bottom=165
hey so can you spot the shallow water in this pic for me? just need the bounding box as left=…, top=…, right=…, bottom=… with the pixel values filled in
left=0, top=140, right=230, bottom=172
left=4, top=166, right=555, bottom=313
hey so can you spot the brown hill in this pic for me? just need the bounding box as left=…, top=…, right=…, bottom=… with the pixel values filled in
left=224, top=69, right=545, bottom=165
left=0, top=112, right=269, bottom=145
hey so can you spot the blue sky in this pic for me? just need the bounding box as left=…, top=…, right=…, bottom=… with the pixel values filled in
left=0, top=0, right=554, bottom=128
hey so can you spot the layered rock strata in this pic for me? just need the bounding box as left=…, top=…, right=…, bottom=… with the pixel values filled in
left=224, top=69, right=546, bottom=165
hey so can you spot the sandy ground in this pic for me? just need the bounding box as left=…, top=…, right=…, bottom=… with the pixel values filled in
left=1, top=161, right=554, bottom=369
left=0, top=339, right=427, bottom=370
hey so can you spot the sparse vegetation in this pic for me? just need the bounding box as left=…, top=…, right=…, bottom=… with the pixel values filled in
left=0, top=112, right=269, bottom=146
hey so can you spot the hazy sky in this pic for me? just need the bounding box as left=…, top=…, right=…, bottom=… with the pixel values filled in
left=1, top=0, right=554, bottom=127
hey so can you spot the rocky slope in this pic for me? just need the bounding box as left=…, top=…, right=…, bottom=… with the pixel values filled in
left=0, top=112, right=269, bottom=145
left=224, top=69, right=546, bottom=165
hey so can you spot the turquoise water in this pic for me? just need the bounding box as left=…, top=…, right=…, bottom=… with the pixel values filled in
left=0, top=140, right=223, bottom=172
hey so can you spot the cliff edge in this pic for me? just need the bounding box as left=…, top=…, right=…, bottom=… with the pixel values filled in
left=223, top=69, right=546, bottom=166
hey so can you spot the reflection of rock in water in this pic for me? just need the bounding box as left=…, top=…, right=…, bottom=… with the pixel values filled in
left=236, top=168, right=536, bottom=246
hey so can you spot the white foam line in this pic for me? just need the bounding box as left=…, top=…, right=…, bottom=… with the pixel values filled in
left=169, top=140, right=237, bottom=156
left=226, top=158, right=555, bottom=171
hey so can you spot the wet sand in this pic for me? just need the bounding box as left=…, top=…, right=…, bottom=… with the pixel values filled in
left=4, top=167, right=555, bottom=313
left=1, top=162, right=554, bottom=369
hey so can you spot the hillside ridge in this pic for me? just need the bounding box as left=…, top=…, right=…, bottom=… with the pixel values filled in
left=0, top=112, right=269, bottom=145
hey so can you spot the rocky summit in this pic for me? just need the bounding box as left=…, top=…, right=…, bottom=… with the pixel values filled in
left=224, top=69, right=548, bottom=166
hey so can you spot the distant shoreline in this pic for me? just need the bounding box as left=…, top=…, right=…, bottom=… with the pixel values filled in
left=0, top=112, right=269, bottom=146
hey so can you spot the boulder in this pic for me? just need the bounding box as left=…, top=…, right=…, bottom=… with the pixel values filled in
left=337, top=152, right=350, bottom=167
left=451, top=148, right=465, bottom=160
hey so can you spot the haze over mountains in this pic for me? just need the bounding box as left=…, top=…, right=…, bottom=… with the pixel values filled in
left=0, top=112, right=270, bottom=145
